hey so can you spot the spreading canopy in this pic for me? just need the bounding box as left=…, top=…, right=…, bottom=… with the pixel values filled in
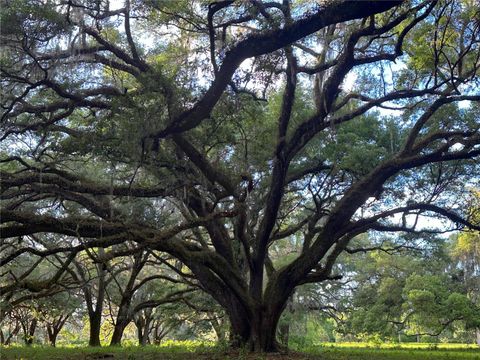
left=1, top=0, right=480, bottom=351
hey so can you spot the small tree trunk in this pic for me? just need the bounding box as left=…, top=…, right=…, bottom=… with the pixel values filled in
left=475, top=328, right=480, bottom=347
left=278, top=294, right=294, bottom=347
left=110, top=286, right=136, bottom=347
left=2, top=324, right=19, bottom=345
left=136, top=323, right=144, bottom=346
left=110, top=297, right=132, bottom=346
left=153, top=324, right=161, bottom=345
left=278, top=322, right=289, bottom=347
left=210, top=316, right=227, bottom=343
left=46, top=315, right=69, bottom=347
left=134, top=314, right=151, bottom=346
left=110, top=320, right=129, bottom=346
left=46, top=326, right=62, bottom=347
left=24, top=318, right=37, bottom=346
left=46, top=325, right=56, bottom=347
left=141, top=329, right=150, bottom=345
left=152, top=321, right=169, bottom=345
left=85, top=261, right=106, bottom=347
left=136, top=321, right=150, bottom=346
left=89, top=311, right=102, bottom=347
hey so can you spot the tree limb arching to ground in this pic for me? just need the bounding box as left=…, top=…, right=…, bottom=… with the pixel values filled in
left=1, top=0, right=480, bottom=352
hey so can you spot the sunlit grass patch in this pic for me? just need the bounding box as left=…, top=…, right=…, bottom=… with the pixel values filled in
left=157, top=339, right=215, bottom=352
left=305, top=343, right=480, bottom=360
left=0, top=344, right=184, bottom=360
left=0, top=342, right=221, bottom=360
left=318, top=342, right=479, bottom=350
left=310, top=348, right=480, bottom=360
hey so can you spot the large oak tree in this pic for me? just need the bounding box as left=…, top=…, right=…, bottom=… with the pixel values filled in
left=1, top=0, right=480, bottom=351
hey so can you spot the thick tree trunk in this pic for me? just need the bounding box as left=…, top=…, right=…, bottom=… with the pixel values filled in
left=89, top=311, right=102, bottom=347
left=227, top=305, right=251, bottom=347
left=227, top=304, right=283, bottom=352
left=476, top=328, right=480, bottom=347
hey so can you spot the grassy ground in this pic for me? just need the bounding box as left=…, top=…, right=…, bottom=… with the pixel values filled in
left=307, top=347, right=480, bottom=360
left=0, top=342, right=479, bottom=360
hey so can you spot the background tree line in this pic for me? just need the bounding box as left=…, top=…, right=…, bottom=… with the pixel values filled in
left=1, top=227, right=479, bottom=346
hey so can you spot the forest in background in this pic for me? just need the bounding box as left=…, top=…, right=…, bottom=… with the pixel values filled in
left=1, top=228, right=480, bottom=347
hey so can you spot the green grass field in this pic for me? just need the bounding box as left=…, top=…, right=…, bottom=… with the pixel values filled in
left=308, top=347, right=480, bottom=360
left=0, top=342, right=479, bottom=360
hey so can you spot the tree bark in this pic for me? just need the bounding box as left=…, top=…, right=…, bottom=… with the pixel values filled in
left=476, top=328, right=480, bottom=347
left=89, top=311, right=102, bottom=347
left=210, top=316, right=227, bottom=343
left=136, top=324, right=144, bottom=346
left=109, top=319, right=129, bottom=346
left=278, top=322, right=289, bottom=347
left=135, top=320, right=150, bottom=346
left=1, top=322, right=20, bottom=345
left=88, top=260, right=107, bottom=347
left=134, top=311, right=152, bottom=346
left=46, top=315, right=69, bottom=347
left=46, top=326, right=58, bottom=347
left=152, top=320, right=168, bottom=345
left=23, top=318, right=37, bottom=346
left=109, top=290, right=134, bottom=346
left=227, top=303, right=284, bottom=352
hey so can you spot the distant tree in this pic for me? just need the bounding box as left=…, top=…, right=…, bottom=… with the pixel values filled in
left=106, top=250, right=195, bottom=346
left=451, top=191, right=480, bottom=345
left=40, top=292, right=80, bottom=346
left=310, top=235, right=480, bottom=343
left=0, top=244, right=76, bottom=345
left=0, top=310, right=20, bottom=345
left=402, top=273, right=479, bottom=339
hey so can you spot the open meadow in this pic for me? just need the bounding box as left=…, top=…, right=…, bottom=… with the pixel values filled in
left=1, top=342, right=479, bottom=360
